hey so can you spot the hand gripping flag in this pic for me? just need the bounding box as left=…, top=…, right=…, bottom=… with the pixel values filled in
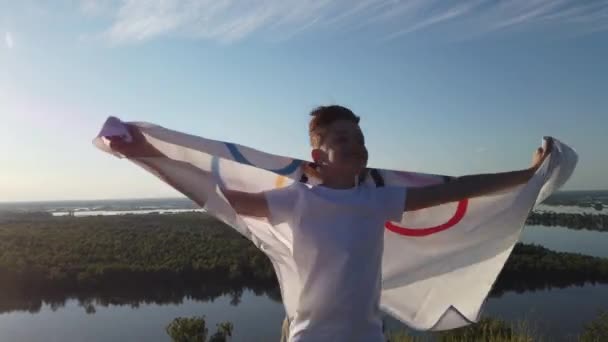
left=94, top=117, right=577, bottom=331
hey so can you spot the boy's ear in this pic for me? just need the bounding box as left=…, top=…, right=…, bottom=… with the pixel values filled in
left=311, top=148, right=326, bottom=164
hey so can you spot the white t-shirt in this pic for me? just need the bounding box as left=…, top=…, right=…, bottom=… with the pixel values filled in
left=265, top=182, right=407, bottom=342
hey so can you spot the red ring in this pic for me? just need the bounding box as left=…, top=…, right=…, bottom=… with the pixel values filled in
left=385, top=199, right=469, bottom=237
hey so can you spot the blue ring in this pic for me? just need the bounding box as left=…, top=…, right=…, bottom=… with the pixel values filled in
left=226, top=143, right=301, bottom=175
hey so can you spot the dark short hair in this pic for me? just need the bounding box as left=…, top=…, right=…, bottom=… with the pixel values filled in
left=308, top=105, right=360, bottom=147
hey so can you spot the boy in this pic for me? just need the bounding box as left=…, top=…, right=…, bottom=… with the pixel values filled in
left=110, top=105, right=551, bottom=342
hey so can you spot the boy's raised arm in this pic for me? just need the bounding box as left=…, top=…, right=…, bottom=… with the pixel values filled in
left=216, top=189, right=269, bottom=218
left=404, top=141, right=552, bottom=212
left=109, top=124, right=271, bottom=219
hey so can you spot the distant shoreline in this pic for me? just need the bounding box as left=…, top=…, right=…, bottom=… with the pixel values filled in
left=1, top=189, right=607, bottom=205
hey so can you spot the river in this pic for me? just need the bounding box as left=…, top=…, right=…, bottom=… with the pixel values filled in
left=0, top=225, right=607, bottom=341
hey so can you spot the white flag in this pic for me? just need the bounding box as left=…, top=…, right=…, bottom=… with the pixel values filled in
left=94, top=116, right=577, bottom=331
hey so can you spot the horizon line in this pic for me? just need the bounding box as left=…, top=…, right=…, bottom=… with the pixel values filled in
left=1, top=189, right=607, bottom=204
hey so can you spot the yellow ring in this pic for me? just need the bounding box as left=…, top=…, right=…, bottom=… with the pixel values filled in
left=275, top=175, right=287, bottom=188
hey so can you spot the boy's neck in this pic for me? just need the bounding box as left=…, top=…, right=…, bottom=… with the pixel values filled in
left=320, top=173, right=358, bottom=189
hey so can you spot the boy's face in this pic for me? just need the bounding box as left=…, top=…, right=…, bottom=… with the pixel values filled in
left=313, top=120, right=368, bottom=177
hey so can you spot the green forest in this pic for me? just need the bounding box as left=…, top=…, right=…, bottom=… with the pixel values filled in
left=0, top=213, right=275, bottom=288
left=1, top=212, right=607, bottom=297
left=526, top=212, right=608, bottom=231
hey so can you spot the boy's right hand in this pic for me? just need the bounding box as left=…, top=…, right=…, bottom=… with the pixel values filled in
left=530, top=138, right=553, bottom=171
left=108, top=124, right=164, bottom=158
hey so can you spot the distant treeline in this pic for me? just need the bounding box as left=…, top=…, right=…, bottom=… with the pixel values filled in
left=492, top=243, right=608, bottom=296
left=0, top=213, right=607, bottom=314
left=3, top=208, right=608, bottom=231
left=527, top=212, right=608, bottom=231
left=541, top=190, right=608, bottom=207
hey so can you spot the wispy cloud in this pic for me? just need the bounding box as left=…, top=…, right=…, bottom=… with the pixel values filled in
left=80, top=0, right=118, bottom=16
left=79, top=0, right=608, bottom=43
left=382, top=0, right=485, bottom=41
left=5, top=32, right=13, bottom=49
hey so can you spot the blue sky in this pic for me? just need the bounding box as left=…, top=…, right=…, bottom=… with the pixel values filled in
left=1, top=0, right=607, bottom=201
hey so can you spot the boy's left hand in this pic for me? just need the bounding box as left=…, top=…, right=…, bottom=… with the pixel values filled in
left=531, top=138, right=553, bottom=170
left=108, top=124, right=164, bottom=158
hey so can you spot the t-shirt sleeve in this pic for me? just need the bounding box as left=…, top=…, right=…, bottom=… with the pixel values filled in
left=375, top=186, right=407, bottom=222
left=263, top=183, right=299, bottom=226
